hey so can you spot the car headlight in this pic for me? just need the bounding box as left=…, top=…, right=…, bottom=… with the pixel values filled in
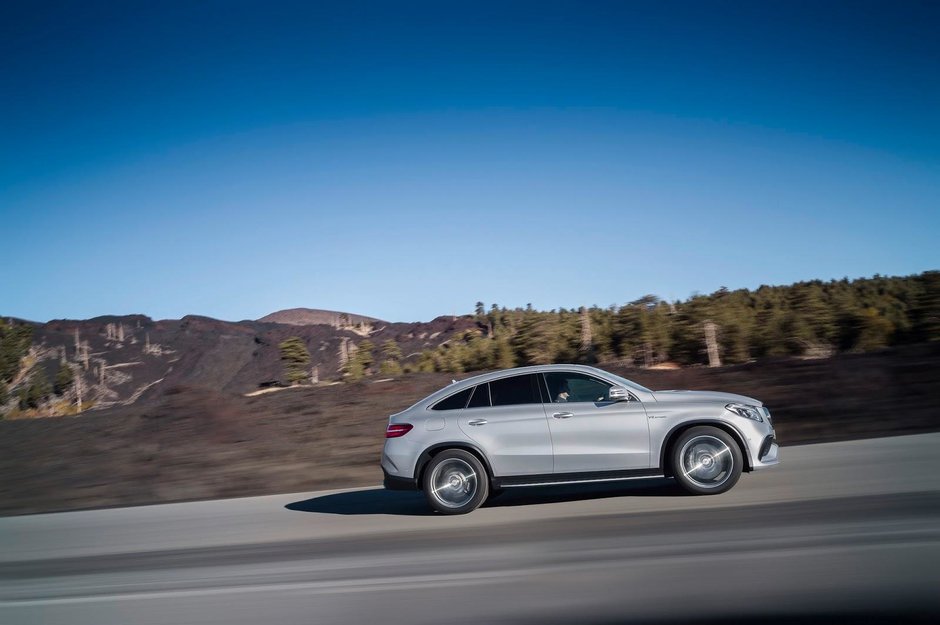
left=725, top=402, right=763, bottom=422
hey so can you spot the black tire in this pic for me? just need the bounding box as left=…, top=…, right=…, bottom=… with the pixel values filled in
left=671, top=426, right=743, bottom=495
left=422, top=449, right=489, bottom=514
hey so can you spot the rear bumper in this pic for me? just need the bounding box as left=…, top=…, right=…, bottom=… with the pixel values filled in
left=383, top=469, right=419, bottom=491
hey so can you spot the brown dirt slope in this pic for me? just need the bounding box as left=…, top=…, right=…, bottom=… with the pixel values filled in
left=1, top=343, right=938, bottom=516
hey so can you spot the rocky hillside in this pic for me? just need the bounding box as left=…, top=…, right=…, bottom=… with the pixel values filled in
left=2, top=311, right=478, bottom=417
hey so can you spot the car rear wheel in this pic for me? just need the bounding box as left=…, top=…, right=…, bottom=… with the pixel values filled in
left=422, top=449, right=489, bottom=514
left=672, top=426, right=742, bottom=495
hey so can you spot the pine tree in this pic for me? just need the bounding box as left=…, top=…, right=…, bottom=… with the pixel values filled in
left=0, top=321, right=33, bottom=383
left=379, top=359, right=403, bottom=376
left=344, top=355, right=366, bottom=381
left=494, top=338, right=515, bottom=369
left=278, top=337, right=311, bottom=385
left=513, top=315, right=559, bottom=365
left=379, top=340, right=404, bottom=376
left=381, top=340, right=402, bottom=361
left=464, top=331, right=494, bottom=370
left=912, top=271, right=940, bottom=341
left=53, top=362, right=74, bottom=395
left=342, top=341, right=376, bottom=380
left=854, top=308, right=895, bottom=350
left=19, top=370, right=51, bottom=410
left=357, top=340, right=375, bottom=373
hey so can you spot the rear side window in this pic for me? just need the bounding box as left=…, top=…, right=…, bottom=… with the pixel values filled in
left=431, top=387, right=472, bottom=411
left=489, top=374, right=541, bottom=406
left=466, top=384, right=490, bottom=408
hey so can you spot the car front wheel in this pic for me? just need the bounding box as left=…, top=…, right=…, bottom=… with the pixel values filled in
left=422, top=449, right=489, bottom=514
left=672, top=426, right=743, bottom=495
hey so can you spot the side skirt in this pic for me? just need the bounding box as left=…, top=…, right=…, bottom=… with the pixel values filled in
left=493, top=468, right=664, bottom=489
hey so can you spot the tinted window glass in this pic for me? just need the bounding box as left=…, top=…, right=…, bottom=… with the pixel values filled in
left=466, top=384, right=490, bottom=408
left=431, top=387, right=472, bottom=411
left=544, top=372, right=612, bottom=403
left=489, top=374, right=541, bottom=406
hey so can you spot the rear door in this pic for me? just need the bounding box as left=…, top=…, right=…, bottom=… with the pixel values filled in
left=543, top=371, right=651, bottom=473
left=456, top=373, right=553, bottom=476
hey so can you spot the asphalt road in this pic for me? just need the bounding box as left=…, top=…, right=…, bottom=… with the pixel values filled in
left=2, top=433, right=939, bottom=625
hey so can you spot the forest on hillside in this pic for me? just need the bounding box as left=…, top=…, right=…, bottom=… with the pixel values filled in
left=362, top=271, right=940, bottom=377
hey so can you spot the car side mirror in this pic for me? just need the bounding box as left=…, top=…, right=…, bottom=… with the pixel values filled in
left=608, top=386, right=630, bottom=402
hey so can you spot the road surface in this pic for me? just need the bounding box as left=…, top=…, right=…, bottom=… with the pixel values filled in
left=2, top=433, right=939, bottom=624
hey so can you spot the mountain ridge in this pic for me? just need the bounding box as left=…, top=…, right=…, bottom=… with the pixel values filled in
left=257, top=308, right=385, bottom=327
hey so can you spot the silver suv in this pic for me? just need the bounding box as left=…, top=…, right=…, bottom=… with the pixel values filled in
left=382, top=364, right=779, bottom=514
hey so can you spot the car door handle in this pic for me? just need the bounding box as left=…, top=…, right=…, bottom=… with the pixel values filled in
left=468, top=419, right=488, bottom=426
left=552, top=412, right=574, bottom=419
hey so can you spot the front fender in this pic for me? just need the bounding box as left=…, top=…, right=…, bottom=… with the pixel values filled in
left=656, top=418, right=753, bottom=475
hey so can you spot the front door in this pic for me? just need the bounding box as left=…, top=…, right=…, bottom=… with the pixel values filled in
left=543, top=371, right=651, bottom=473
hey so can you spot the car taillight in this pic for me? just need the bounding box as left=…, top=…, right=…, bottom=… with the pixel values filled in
left=386, top=423, right=413, bottom=438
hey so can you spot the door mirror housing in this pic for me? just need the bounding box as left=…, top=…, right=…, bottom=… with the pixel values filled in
left=608, top=386, right=631, bottom=402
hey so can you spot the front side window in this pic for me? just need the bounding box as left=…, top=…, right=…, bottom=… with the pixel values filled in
left=489, top=374, right=541, bottom=406
left=543, top=372, right=612, bottom=403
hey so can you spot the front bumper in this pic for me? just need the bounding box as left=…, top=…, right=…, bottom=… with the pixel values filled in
left=744, top=407, right=779, bottom=469
left=753, top=434, right=779, bottom=468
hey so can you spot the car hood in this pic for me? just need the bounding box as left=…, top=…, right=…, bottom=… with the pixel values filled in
left=652, top=389, right=762, bottom=406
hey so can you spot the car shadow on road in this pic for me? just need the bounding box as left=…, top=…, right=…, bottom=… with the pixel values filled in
left=286, top=489, right=433, bottom=516
left=285, top=478, right=685, bottom=516
left=485, top=477, right=685, bottom=508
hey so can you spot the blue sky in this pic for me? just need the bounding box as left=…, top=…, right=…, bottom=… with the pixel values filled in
left=1, top=0, right=938, bottom=322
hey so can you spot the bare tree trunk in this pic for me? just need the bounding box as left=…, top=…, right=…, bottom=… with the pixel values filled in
left=579, top=307, right=593, bottom=352
left=338, top=337, right=350, bottom=368
left=311, top=365, right=319, bottom=385
left=73, top=365, right=83, bottom=412
left=704, top=320, right=721, bottom=367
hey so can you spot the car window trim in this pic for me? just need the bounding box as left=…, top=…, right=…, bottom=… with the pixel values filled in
left=538, top=373, right=552, bottom=404
left=535, top=373, right=548, bottom=403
